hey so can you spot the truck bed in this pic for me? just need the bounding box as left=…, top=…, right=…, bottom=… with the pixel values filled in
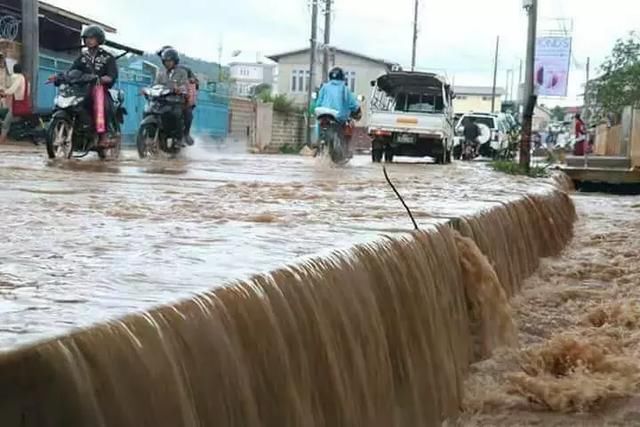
left=368, top=111, right=450, bottom=137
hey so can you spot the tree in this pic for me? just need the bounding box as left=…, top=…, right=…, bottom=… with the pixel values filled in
left=589, top=32, right=640, bottom=121
left=551, top=105, right=565, bottom=122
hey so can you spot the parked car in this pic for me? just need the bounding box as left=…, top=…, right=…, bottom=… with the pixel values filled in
left=367, top=71, right=454, bottom=164
left=453, top=112, right=510, bottom=158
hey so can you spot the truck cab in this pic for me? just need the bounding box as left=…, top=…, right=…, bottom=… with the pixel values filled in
left=368, top=71, right=454, bottom=164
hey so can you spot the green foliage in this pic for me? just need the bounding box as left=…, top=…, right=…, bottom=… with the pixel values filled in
left=278, top=143, right=303, bottom=154
left=256, top=90, right=299, bottom=114
left=590, top=32, right=640, bottom=120
left=120, top=52, right=227, bottom=82
left=551, top=105, right=565, bottom=122
left=490, top=160, right=550, bottom=178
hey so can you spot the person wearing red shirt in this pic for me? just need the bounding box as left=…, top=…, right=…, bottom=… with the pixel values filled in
left=573, top=113, right=587, bottom=156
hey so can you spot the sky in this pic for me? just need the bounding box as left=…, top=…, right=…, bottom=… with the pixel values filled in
left=48, top=0, right=640, bottom=106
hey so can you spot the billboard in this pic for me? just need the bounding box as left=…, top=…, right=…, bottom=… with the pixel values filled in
left=534, top=37, right=572, bottom=97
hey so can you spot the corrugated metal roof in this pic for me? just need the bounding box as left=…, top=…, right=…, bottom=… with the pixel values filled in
left=39, top=1, right=117, bottom=33
left=267, top=47, right=396, bottom=68
left=454, top=86, right=505, bottom=96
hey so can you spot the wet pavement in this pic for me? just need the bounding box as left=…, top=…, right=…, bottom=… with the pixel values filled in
left=0, top=143, right=559, bottom=350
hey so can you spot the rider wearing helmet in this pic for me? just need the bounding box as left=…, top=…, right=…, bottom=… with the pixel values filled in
left=69, top=25, right=118, bottom=147
left=315, top=67, right=361, bottom=124
left=156, top=46, right=198, bottom=146
left=155, top=48, right=190, bottom=145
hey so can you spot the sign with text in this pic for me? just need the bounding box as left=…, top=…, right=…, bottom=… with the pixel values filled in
left=534, top=37, right=572, bottom=97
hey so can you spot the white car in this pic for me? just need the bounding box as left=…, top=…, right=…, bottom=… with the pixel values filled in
left=453, top=112, right=511, bottom=158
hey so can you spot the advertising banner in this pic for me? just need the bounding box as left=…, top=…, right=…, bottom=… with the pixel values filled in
left=534, top=37, right=572, bottom=97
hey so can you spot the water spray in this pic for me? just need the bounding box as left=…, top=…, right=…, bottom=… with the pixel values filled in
left=383, top=166, right=419, bottom=231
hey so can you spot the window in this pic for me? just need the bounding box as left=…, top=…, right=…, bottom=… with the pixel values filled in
left=291, top=70, right=310, bottom=93
left=482, top=96, right=493, bottom=101
left=345, top=71, right=356, bottom=92
left=457, top=95, right=467, bottom=100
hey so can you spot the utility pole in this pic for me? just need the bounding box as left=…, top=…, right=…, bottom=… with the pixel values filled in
left=307, top=0, right=319, bottom=145
left=22, top=0, right=39, bottom=107
left=518, top=59, right=523, bottom=103
left=491, top=35, right=500, bottom=113
left=411, top=0, right=419, bottom=71
left=505, top=69, right=512, bottom=101
left=321, top=0, right=331, bottom=82
left=520, top=0, right=538, bottom=172
left=583, top=56, right=590, bottom=123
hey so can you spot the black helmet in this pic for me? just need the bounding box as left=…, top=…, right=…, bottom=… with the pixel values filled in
left=156, top=45, right=173, bottom=57
left=161, top=48, right=180, bottom=64
left=81, top=25, right=106, bottom=45
left=329, top=67, right=345, bottom=81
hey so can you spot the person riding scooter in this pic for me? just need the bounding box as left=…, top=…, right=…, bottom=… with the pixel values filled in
left=314, top=67, right=361, bottom=151
left=154, top=48, right=189, bottom=146
left=156, top=46, right=198, bottom=146
left=62, top=25, right=118, bottom=148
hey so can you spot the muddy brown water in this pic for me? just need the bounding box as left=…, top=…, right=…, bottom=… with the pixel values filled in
left=0, top=144, right=558, bottom=351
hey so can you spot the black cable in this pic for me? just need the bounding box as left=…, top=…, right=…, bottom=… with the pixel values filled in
left=383, top=166, right=419, bottom=231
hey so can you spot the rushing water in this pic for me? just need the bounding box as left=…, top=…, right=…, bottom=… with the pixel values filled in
left=0, top=143, right=558, bottom=350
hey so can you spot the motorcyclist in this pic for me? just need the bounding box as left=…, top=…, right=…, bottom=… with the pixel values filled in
left=154, top=48, right=189, bottom=145
left=314, top=67, right=361, bottom=149
left=156, top=46, right=198, bottom=146
left=67, top=25, right=118, bottom=147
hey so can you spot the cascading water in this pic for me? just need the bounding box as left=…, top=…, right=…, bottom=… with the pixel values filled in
left=0, top=187, right=576, bottom=427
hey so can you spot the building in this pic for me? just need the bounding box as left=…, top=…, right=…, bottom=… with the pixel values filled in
left=267, top=47, right=396, bottom=109
left=533, top=105, right=553, bottom=132
left=453, top=86, right=505, bottom=114
left=229, top=61, right=275, bottom=97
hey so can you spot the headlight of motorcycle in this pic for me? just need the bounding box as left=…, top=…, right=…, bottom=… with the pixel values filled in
left=56, top=96, right=82, bottom=109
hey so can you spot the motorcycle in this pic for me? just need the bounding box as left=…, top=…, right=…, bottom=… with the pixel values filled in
left=315, top=107, right=361, bottom=165
left=136, top=85, right=187, bottom=158
left=45, top=70, right=124, bottom=160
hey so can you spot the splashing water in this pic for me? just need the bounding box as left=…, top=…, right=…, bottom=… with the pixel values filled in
left=0, top=183, right=576, bottom=426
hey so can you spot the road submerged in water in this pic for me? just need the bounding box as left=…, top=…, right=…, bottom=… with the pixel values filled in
left=0, top=143, right=558, bottom=350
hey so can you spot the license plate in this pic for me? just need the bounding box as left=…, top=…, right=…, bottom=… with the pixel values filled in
left=397, top=134, right=416, bottom=144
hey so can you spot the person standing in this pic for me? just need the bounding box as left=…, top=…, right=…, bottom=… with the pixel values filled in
left=573, top=113, right=587, bottom=156
left=0, top=63, right=29, bottom=144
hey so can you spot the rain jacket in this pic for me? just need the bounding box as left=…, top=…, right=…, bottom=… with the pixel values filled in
left=314, top=80, right=359, bottom=124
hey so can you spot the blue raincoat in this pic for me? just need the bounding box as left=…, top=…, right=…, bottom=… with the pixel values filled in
left=314, top=80, right=360, bottom=124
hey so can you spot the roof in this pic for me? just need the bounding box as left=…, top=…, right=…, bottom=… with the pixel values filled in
left=39, top=1, right=117, bottom=33
left=376, top=71, right=450, bottom=95
left=229, top=61, right=276, bottom=67
left=454, top=86, right=505, bottom=96
left=267, top=47, right=396, bottom=68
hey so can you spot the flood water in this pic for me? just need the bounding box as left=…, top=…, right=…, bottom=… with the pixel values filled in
left=0, top=143, right=557, bottom=350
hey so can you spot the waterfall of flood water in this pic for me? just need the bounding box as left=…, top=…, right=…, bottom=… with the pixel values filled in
left=0, top=189, right=576, bottom=427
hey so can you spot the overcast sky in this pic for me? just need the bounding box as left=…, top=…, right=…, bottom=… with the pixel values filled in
left=49, top=0, right=639, bottom=105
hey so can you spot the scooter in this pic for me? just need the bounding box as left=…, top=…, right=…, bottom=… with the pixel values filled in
left=45, top=70, right=125, bottom=161
left=136, top=85, right=187, bottom=158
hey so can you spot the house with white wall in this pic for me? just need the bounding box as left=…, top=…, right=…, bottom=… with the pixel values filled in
left=229, top=61, right=276, bottom=97
left=267, top=47, right=396, bottom=118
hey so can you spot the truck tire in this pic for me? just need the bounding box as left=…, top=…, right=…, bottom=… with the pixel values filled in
left=372, top=148, right=383, bottom=163
left=384, top=146, right=394, bottom=163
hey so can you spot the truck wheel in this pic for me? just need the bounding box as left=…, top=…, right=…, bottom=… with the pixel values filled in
left=372, top=148, right=383, bottom=163
left=384, top=147, right=394, bottom=163
left=453, top=145, right=462, bottom=160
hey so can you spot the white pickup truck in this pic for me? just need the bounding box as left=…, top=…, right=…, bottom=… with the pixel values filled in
left=367, top=71, right=454, bottom=164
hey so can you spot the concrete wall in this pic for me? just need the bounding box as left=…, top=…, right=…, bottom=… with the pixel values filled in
left=453, top=95, right=503, bottom=114
left=271, top=111, right=305, bottom=149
